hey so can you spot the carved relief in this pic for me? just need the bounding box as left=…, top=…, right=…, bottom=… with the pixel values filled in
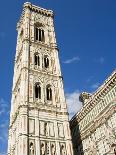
left=51, top=142, right=56, bottom=155
left=60, top=143, right=66, bottom=155
left=55, top=88, right=59, bottom=103
left=40, top=121, right=45, bottom=135
left=34, top=14, right=47, bottom=25
left=46, top=142, right=49, bottom=155
left=105, top=122, right=116, bottom=145
left=40, top=121, right=49, bottom=136
left=88, top=139, right=97, bottom=155
left=58, top=123, right=64, bottom=138
left=29, top=141, right=35, bottom=155
left=44, top=122, right=49, bottom=136
left=41, top=141, right=45, bottom=155
left=49, top=122, right=54, bottom=137
left=29, top=119, right=35, bottom=134
left=51, top=57, right=55, bottom=73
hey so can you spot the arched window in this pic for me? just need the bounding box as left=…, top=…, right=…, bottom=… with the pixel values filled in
left=44, top=56, right=49, bottom=68
left=46, top=85, right=52, bottom=101
left=34, top=53, right=40, bottom=67
left=35, top=83, right=41, bottom=99
left=35, top=27, right=45, bottom=42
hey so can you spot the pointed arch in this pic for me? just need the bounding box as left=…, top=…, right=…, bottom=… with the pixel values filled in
left=34, top=53, right=40, bottom=67
left=44, top=55, right=49, bottom=68
left=35, top=83, right=41, bottom=99
left=35, top=23, right=45, bottom=43
left=46, top=84, right=52, bottom=101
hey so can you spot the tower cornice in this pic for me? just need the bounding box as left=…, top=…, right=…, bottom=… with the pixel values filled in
left=17, top=2, right=54, bottom=30
left=23, top=2, right=54, bottom=17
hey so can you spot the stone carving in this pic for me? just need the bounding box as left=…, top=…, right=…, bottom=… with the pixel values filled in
left=105, top=122, right=116, bottom=145
left=44, top=122, right=49, bottom=136
left=40, top=121, right=45, bottom=135
left=49, top=122, right=54, bottom=137
left=51, top=57, right=55, bottom=72
left=55, top=88, right=59, bottom=103
left=29, top=119, right=35, bottom=134
left=79, top=92, right=92, bottom=105
left=61, top=144, right=66, bottom=155
left=41, top=142, right=45, bottom=155
left=29, top=142, right=34, bottom=155
left=88, top=139, right=97, bottom=155
left=51, top=143, right=56, bottom=155
left=46, top=142, right=49, bottom=155
left=58, top=123, right=64, bottom=137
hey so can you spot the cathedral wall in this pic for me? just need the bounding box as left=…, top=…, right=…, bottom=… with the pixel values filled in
left=70, top=73, right=116, bottom=155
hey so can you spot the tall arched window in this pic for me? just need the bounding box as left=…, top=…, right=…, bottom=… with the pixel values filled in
left=44, top=55, right=49, bottom=68
left=35, top=83, right=41, bottom=99
left=35, top=27, right=45, bottom=42
left=46, top=85, right=52, bottom=101
left=34, top=53, right=40, bottom=67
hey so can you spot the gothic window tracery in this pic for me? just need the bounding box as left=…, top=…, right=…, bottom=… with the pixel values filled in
left=46, top=85, right=52, bottom=101
left=44, top=55, right=49, bottom=68
left=34, top=53, right=40, bottom=67
left=35, top=25, right=45, bottom=42
left=35, top=83, right=41, bottom=99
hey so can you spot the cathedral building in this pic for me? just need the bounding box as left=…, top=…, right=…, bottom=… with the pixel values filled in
left=70, top=70, right=116, bottom=155
left=8, top=2, right=73, bottom=155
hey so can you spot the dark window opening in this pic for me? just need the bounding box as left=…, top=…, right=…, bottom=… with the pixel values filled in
left=34, top=54, right=40, bottom=66
left=46, top=86, right=52, bottom=101
left=44, top=57, right=49, bottom=68
left=36, top=28, right=38, bottom=40
left=35, top=84, right=41, bottom=99
left=34, top=54, right=37, bottom=65
left=35, top=28, right=45, bottom=43
left=42, top=29, right=45, bottom=42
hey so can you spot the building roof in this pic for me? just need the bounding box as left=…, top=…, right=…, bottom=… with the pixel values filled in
left=70, top=69, right=116, bottom=123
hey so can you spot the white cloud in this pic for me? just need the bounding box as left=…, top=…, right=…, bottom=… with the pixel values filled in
left=91, top=82, right=100, bottom=89
left=63, top=56, right=80, bottom=64
left=66, top=90, right=82, bottom=120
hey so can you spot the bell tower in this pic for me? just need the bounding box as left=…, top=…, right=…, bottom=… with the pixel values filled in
left=8, top=2, right=73, bottom=155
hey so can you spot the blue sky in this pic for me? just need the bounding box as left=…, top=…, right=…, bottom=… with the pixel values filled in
left=0, top=0, right=116, bottom=154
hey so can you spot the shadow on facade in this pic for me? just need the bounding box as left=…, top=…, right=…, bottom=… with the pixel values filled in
left=70, top=119, right=84, bottom=155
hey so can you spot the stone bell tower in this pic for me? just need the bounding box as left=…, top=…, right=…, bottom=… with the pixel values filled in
left=8, top=2, right=73, bottom=155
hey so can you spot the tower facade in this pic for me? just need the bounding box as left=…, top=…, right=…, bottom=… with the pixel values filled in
left=8, top=2, right=73, bottom=155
